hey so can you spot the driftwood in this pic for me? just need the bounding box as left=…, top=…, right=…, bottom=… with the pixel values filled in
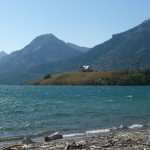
left=64, top=142, right=69, bottom=150
left=44, top=132, right=63, bottom=142
left=2, top=144, right=21, bottom=150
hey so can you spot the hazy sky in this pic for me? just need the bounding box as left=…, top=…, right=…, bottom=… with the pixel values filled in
left=0, top=0, right=150, bottom=53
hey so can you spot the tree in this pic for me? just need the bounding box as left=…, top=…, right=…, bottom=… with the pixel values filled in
left=43, top=74, right=51, bottom=79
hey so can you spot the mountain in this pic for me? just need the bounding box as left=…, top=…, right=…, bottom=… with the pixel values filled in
left=86, top=19, right=150, bottom=71
left=0, top=19, right=150, bottom=84
left=33, top=19, right=150, bottom=74
left=67, top=42, right=90, bottom=52
left=0, top=51, right=7, bottom=59
left=0, top=34, right=82, bottom=84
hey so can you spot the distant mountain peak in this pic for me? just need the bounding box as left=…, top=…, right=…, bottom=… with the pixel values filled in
left=0, top=51, right=7, bottom=59
left=141, top=18, right=150, bottom=24
left=24, top=34, right=66, bottom=52
left=31, top=33, right=59, bottom=43
left=37, top=33, right=57, bottom=39
left=138, top=18, right=150, bottom=29
left=0, top=51, right=7, bottom=54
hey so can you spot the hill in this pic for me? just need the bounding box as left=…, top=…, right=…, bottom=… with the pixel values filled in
left=0, top=34, right=82, bottom=84
left=29, top=71, right=150, bottom=86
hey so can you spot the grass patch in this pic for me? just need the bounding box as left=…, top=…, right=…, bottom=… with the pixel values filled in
left=29, top=71, right=150, bottom=86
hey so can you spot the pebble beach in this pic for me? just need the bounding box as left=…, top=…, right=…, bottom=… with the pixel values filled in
left=1, top=128, right=150, bottom=150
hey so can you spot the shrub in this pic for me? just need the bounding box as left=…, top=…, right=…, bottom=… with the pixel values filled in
left=43, top=74, right=51, bottom=79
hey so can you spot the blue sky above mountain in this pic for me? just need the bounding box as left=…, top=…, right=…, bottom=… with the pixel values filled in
left=0, top=0, right=150, bottom=53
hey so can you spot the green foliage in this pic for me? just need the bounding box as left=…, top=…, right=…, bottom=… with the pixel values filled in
left=101, top=71, right=150, bottom=85
left=43, top=74, right=51, bottom=79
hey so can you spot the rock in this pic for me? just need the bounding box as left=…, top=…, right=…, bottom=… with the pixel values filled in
left=76, top=140, right=87, bottom=148
left=101, top=143, right=112, bottom=148
left=44, top=132, right=63, bottom=142
left=21, top=137, right=35, bottom=145
left=2, top=144, right=21, bottom=150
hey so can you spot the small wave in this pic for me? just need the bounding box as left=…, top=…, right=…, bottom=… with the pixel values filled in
left=144, top=124, right=150, bottom=127
left=126, top=95, right=133, bottom=98
left=105, top=99, right=114, bottom=102
left=64, top=133, right=84, bottom=137
left=110, top=126, right=117, bottom=130
left=119, top=125, right=128, bottom=129
left=64, top=129, right=111, bottom=137
left=119, top=125, right=123, bottom=129
left=128, top=124, right=143, bottom=129
left=0, top=127, right=3, bottom=130
left=75, top=94, right=81, bottom=97
left=56, top=101, right=63, bottom=104
left=86, top=129, right=110, bottom=134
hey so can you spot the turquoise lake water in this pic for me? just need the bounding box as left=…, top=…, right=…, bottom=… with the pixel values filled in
left=0, top=85, right=150, bottom=143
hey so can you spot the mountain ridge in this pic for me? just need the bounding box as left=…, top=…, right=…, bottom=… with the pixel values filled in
left=67, top=42, right=90, bottom=52
left=0, top=19, right=150, bottom=84
left=31, top=19, right=150, bottom=75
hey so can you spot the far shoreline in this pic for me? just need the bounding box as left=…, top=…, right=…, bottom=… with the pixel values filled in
left=28, top=71, right=150, bottom=86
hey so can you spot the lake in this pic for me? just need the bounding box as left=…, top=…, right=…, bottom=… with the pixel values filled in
left=0, top=85, right=150, bottom=143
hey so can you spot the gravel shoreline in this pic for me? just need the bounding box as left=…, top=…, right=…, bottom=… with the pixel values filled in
left=1, top=128, right=150, bottom=150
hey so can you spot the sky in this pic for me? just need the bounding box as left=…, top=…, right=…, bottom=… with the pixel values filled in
left=0, top=0, right=150, bottom=53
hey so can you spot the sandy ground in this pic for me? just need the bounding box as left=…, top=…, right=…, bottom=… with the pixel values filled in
left=1, top=128, right=150, bottom=150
